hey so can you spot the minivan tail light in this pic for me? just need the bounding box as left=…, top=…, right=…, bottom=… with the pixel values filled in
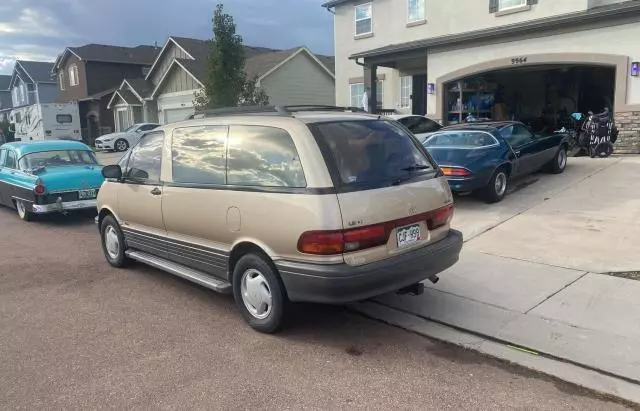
left=297, top=231, right=345, bottom=255
left=298, top=204, right=455, bottom=255
left=428, top=204, right=454, bottom=230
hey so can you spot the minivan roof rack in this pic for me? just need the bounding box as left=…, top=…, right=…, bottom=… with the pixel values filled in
left=191, top=105, right=366, bottom=119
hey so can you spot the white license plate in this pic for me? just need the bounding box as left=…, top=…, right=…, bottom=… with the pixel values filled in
left=78, top=189, right=97, bottom=200
left=397, top=224, right=421, bottom=248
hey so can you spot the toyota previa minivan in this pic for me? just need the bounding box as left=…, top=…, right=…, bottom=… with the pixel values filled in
left=96, top=106, right=463, bottom=333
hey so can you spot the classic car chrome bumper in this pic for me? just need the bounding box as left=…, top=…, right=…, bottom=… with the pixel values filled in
left=31, top=199, right=98, bottom=214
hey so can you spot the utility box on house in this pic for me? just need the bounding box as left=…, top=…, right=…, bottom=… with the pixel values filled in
left=9, top=102, right=82, bottom=141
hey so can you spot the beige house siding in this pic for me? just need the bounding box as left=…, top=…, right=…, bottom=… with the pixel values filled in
left=426, top=21, right=640, bottom=120
left=151, top=42, right=190, bottom=85
left=158, top=65, right=201, bottom=95
left=260, top=52, right=335, bottom=106
left=333, top=0, right=591, bottom=111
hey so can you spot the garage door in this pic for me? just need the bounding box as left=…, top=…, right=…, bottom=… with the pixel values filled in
left=163, top=108, right=194, bottom=124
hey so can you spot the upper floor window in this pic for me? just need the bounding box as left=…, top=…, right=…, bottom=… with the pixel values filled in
left=399, top=76, right=412, bottom=108
left=498, top=0, right=527, bottom=11
left=355, top=3, right=372, bottom=36
left=18, top=84, right=25, bottom=103
left=58, top=72, right=65, bottom=91
left=69, top=64, right=79, bottom=87
left=408, top=0, right=426, bottom=23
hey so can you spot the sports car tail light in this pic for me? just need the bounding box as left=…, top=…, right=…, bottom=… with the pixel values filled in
left=440, top=166, right=472, bottom=177
left=298, top=204, right=455, bottom=255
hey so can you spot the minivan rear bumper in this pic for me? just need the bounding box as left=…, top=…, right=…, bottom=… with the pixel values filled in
left=276, top=229, right=463, bottom=304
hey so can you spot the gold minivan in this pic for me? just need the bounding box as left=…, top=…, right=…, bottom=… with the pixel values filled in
left=97, top=106, right=463, bottom=333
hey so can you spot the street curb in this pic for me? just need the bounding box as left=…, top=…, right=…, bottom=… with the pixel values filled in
left=353, top=301, right=640, bottom=405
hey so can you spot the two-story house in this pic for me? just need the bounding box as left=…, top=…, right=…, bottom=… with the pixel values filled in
left=324, top=0, right=640, bottom=153
left=107, top=36, right=336, bottom=129
left=0, top=75, right=11, bottom=121
left=51, top=44, right=158, bottom=143
left=8, top=61, right=57, bottom=109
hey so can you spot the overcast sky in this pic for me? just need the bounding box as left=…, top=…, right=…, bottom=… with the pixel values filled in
left=0, top=0, right=334, bottom=75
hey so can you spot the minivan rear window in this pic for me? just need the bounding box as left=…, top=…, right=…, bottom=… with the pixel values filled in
left=308, top=120, right=436, bottom=191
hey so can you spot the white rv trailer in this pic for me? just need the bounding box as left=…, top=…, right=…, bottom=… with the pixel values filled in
left=10, top=102, right=81, bottom=141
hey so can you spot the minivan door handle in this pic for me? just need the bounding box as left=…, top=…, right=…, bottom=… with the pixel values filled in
left=150, top=187, right=161, bottom=196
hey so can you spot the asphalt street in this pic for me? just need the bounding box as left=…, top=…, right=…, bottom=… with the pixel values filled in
left=0, top=199, right=632, bottom=409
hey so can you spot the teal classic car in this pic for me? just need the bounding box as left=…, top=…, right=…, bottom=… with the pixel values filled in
left=0, top=140, right=104, bottom=221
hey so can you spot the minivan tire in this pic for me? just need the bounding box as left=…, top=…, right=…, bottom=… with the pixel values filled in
left=232, top=253, right=288, bottom=334
left=481, top=167, right=509, bottom=203
left=100, top=215, right=130, bottom=268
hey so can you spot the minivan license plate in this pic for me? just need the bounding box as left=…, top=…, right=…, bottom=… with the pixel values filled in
left=78, top=189, right=97, bottom=200
left=397, top=224, right=421, bottom=248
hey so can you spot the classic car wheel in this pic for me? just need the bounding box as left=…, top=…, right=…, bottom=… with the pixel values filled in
left=100, top=215, right=130, bottom=267
left=481, top=168, right=509, bottom=204
left=548, top=146, right=568, bottom=174
left=115, top=139, right=129, bottom=152
left=15, top=200, right=32, bottom=221
left=232, top=253, right=288, bottom=333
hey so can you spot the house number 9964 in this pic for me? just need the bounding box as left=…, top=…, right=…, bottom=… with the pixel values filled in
left=511, top=57, right=528, bottom=64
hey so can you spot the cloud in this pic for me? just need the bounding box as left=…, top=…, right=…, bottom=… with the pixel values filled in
left=0, top=0, right=334, bottom=75
left=0, top=8, right=73, bottom=38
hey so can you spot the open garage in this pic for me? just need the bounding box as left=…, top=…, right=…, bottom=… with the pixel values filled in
left=442, top=64, right=616, bottom=135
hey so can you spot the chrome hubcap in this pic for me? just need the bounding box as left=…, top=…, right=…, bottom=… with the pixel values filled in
left=558, top=149, right=567, bottom=169
left=494, top=172, right=507, bottom=196
left=241, top=269, right=273, bottom=320
left=104, top=226, right=120, bottom=259
left=16, top=201, right=26, bottom=218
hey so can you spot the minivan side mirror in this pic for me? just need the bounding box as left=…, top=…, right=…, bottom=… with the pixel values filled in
left=102, top=164, right=122, bottom=180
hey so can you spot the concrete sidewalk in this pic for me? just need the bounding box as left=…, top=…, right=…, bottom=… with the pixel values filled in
left=355, top=156, right=640, bottom=402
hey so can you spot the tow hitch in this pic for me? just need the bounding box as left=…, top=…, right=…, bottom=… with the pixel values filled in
left=397, top=276, right=439, bottom=296
left=397, top=282, right=425, bottom=296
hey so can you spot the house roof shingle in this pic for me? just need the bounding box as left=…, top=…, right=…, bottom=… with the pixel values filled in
left=123, top=77, right=154, bottom=99
left=116, top=89, right=140, bottom=105
left=69, top=44, right=158, bottom=65
left=17, top=61, right=55, bottom=83
left=152, top=37, right=335, bottom=95
left=0, top=75, right=11, bottom=90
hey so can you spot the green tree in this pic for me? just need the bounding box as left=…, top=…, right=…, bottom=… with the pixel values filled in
left=195, top=4, right=269, bottom=110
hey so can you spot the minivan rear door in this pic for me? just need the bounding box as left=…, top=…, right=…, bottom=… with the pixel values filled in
left=308, top=119, right=454, bottom=266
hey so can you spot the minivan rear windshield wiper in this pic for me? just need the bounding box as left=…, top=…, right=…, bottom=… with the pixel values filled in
left=400, top=164, right=430, bottom=172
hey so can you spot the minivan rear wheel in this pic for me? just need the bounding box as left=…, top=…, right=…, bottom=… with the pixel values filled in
left=232, top=253, right=287, bottom=333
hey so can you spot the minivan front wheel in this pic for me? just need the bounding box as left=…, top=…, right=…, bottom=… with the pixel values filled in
left=233, top=254, right=287, bottom=333
left=100, top=215, right=129, bottom=268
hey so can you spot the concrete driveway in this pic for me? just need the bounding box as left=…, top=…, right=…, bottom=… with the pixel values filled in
left=360, top=155, right=640, bottom=402
left=453, top=156, right=638, bottom=273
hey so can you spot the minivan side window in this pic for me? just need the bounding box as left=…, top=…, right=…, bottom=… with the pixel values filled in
left=124, top=131, right=164, bottom=183
left=226, top=125, right=306, bottom=188
left=172, top=125, right=228, bottom=185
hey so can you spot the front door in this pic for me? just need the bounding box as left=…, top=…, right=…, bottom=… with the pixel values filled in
left=412, top=75, right=427, bottom=115
left=117, top=130, right=166, bottom=257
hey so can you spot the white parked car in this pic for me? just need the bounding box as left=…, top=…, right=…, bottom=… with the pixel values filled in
left=95, top=123, right=160, bottom=152
left=387, top=114, right=442, bottom=143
